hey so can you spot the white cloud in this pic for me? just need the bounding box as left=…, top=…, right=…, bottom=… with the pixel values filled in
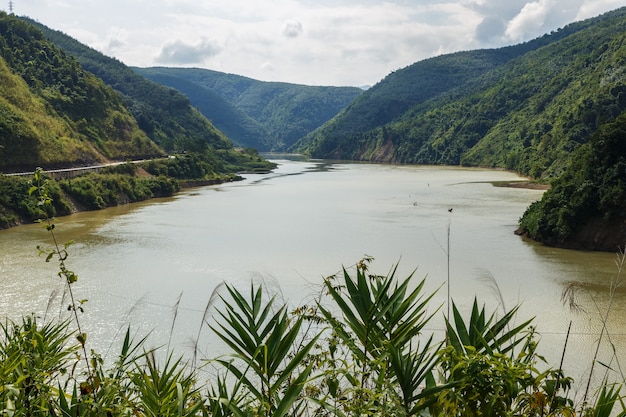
left=505, top=0, right=554, bottom=42
left=282, top=19, right=304, bottom=38
left=156, top=38, right=222, bottom=65
left=576, top=0, right=626, bottom=20
left=12, top=0, right=626, bottom=86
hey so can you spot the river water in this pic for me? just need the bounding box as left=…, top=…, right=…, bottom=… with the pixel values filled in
left=0, top=159, right=623, bottom=395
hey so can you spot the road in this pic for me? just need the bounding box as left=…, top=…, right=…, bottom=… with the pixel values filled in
left=2, top=159, right=159, bottom=179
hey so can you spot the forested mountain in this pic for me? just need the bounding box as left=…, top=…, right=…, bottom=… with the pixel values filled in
left=518, top=113, right=626, bottom=251
left=21, top=17, right=232, bottom=154
left=0, top=12, right=163, bottom=171
left=299, top=6, right=626, bottom=251
left=133, top=67, right=363, bottom=151
left=299, top=7, right=626, bottom=178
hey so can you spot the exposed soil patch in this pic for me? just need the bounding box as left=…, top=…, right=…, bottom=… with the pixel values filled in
left=492, top=180, right=550, bottom=190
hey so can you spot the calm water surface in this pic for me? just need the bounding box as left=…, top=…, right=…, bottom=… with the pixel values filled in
left=0, top=160, right=622, bottom=393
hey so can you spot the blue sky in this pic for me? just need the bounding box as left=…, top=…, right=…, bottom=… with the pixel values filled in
left=12, top=0, right=626, bottom=86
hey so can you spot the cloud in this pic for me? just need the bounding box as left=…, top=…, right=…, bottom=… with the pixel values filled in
left=505, top=0, right=553, bottom=42
left=576, top=0, right=626, bottom=20
left=260, top=61, right=274, bottom=72
left=282, top=19, right=303, bottom=38
left=155, top=37, right=222, bottom=64
left=15, top=0, right=626, bottom=86
left=475, top=16, right=507, bottom=43
left=107, top=38, right=125, bottom=50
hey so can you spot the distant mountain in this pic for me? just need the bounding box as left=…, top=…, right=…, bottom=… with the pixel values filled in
left=133, top=67, right=363, bottom=151
left=297, top=7, right=624, bottom=178
left=0, top=12, right=163, bottom=171
left=21, top=17, right=232, bottom=154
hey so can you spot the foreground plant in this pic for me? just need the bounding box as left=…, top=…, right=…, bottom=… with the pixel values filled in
left=311, top=258, right=445, bottom=416
left=0, top=316, right=75, bottom=415
left=437, top=297, right=580, bottom=417
left=210, top=283, right=320, bottom=417
left=29, top=168, right=99, bottom=399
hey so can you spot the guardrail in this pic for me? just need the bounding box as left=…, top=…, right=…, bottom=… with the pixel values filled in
left=1, top=160, right=151, bottom=180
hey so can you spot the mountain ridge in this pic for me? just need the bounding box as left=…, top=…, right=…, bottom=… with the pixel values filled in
left=296, top=6, right=626, bottom=178
left=0, top=12, right=164, bottom=172
left=133, top=66, right=363, bottom=151
left=21, top=16, right=233, bottom=154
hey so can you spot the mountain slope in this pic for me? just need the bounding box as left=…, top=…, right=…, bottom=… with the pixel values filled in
left=22, top=17, right=232, bottom=153
left=518, top=110, right=626, bottom=251
left=299, top=7, right=626, bottom=179
left=134, top=67, right=363, bottom=151
left=0, top=12, right=163, bottom=171
left=133, top=69, right=268, bottom=150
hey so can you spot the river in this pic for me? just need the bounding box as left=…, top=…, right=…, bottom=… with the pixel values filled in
left=0, top=159, right=623, bottom=395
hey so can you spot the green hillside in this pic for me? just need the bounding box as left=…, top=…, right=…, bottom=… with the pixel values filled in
left=0, top=12, right=163, bottom=171
left=299, top=7, right=626, bottom=251
left=299, top=7, right=626, bottom=178
left=134, top=67, right=363, bottom=151
left=517, top=111, right=626, bottom=251
left=22, top=17, right=232, bottom=153
left=132, top=69, right=268, bottom=150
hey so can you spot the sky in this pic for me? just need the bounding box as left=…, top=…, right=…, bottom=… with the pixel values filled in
left=10, top=0, right=626, bottom=87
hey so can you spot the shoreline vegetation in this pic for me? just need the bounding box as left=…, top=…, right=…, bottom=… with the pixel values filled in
left=0, top=150, right=276, bottom=230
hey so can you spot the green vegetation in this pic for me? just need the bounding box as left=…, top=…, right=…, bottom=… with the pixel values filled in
left=0, top=12, right=164, bottom=170
left=0, top=174, right=71, bottom=228
left=299, top=7, right=626, bottom=180
left=0, top=168, right=177, bottom=225
left=23, top=17, right=234, bottom=154
left=134, top=67, right=363, bottom=151
left=518, top=111, right=626, bottom=251
left=59, top=171, right=179, bottom=210
left=143, top=148, right=275, bottom=183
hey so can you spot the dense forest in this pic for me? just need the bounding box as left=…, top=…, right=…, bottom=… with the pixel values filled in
left=134, top=67, right=363, bottom=151
left=298, top=6, right=626, bottom=251
left=0, top=13, right=274, bottom=227
left=21, top=17, right=233, bottom=154
left=518, top=112, right=626, bottom=250
left=0, top=12, right=163, bottom=171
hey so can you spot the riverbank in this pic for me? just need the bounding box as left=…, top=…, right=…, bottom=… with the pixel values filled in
left=492, top=180, right=550, bottom=190
left=0, top=170, right=249, bottom=230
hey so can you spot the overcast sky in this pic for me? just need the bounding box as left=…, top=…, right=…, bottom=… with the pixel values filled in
left=11, top=0, right=626, bottom=86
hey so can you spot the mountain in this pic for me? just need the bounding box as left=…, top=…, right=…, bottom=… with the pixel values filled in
left=0, top=12, right=163, bottom=171
left=297, top=6, right=626, bottom=251
left=21, top=17, right=232, bottom=154
left=133, top=67, right=363, bottom=151
left=518, top=112, right=626, bottom=251
left=298, top=7, right=626, bottom=179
